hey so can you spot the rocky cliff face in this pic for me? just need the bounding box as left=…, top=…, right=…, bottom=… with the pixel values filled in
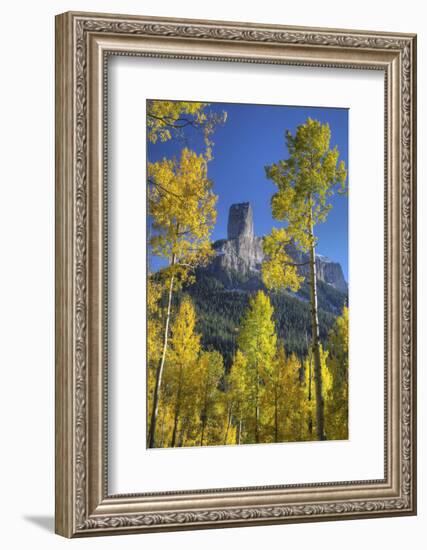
left=206, top=202, right=347, bottom=293
left=313, top=256, right=348, bottom=293
left=207, top=203, right=264, bottom=288
left=227, top=202, right=254, bottom=240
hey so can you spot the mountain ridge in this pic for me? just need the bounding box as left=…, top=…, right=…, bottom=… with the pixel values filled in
left=204, top=202, right=347, bottom=298
left=183, top=202, right=348, bottom=366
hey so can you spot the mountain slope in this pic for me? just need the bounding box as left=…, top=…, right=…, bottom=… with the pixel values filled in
left=185, top=275, right=343, bottom=368
left=182, top=202, right=348, bottom=367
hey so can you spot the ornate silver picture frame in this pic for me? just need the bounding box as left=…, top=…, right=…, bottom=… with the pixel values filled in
left=55, top=11, right=417, bottom=537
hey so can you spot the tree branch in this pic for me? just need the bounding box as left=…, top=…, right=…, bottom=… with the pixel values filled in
left=148, top=178, right=184, bottom=200
left=148, top=177, right=213, bottom=204
left=147, top=112, right=201, bottom=130
left=284, top=261, right=310, bottom=267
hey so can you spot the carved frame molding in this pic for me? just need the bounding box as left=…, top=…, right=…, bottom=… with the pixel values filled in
left=55, top=11, right=416, bottom=537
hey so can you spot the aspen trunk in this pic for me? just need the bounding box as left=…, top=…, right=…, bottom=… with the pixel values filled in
left=255, top=369, right=260, bottom=444
left=159, top=409, right=166, bottom=447
left=200, top=415, right=206, bottom=446
left=305, top=332, right=313, bottom=436
left=223, top=403, right=233, bottom=445
left=178, top=416, right=188, bottom=447
left=171, top=364, right=183, bottom=447
left=308, top=218, right=326, bottom=441
left=171, top=403, right=180, bottom=447
left=274, top=388, right=279, bottom=443
left=200, top=381, right=210, bottom=446
left=236, top=418, right=242, bottom=445
left=147, top=257, right=175, bottom=448
left=308, top=362, right=313, bottom=437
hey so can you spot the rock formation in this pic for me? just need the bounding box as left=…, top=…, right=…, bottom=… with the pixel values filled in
left=205, top=202, right=347, bottom=293
left=212, top=203, right=264, bottom=281
left=227, top=202, right=254, bottom=240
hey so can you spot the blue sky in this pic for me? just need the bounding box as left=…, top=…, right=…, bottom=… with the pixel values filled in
left=147, top=101, right=348, bottom=280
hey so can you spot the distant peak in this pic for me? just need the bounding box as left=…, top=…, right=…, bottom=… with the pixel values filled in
left=227, top=202, right=254, bottom=240
left=316, top=254, right=331, bottom=263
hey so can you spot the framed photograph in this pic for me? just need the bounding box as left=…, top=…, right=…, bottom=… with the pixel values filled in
left=55, top=11, right=417, bottom=537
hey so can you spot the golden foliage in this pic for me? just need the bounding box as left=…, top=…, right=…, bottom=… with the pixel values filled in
left=262, top=228, right=305, bottom=292
left=147, top=100, right=227, bottom=160
left=325, top=307, right=349, bottom=440
left=148, top=147, right=217, bottom=286
left=147, top=293, right=349, bottom=447
left=147, top=115, right=349, bottom=448
left=263, top=117, right=347, bottom=291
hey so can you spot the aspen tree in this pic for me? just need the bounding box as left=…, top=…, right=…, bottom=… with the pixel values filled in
left=264, top=118, right=347, bottom=440
left=147, top=148, right=217, bottom=448
left=237, top=291, right=277, bottom=443
left=325, top=307, right=349, bottom=440
left=147, top=100, right=226, bottom=159
left=167, top=296, right=201, bottom=447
